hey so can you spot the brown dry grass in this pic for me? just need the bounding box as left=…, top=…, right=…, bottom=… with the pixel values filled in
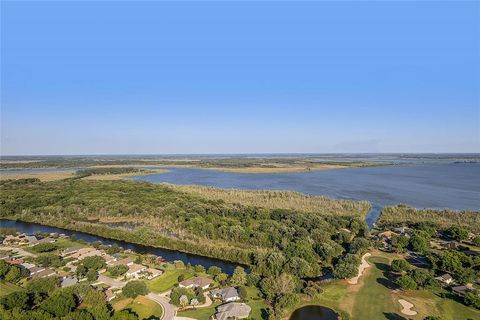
left=0, top=171, right=76, bottom=181
left=82, top=169, right=168, bottom=181
left=168, top=184, right=371, bottom=217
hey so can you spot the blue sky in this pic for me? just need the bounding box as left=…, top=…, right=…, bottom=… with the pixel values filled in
left=1, top=1, right=479, bottom=155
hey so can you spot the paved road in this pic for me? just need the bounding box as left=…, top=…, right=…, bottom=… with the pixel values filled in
left=147, top=292, right=177, bottom=320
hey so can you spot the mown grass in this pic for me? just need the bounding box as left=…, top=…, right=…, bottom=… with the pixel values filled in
left=177, top=301, right=221, bottom=320
left=0, top=281, right=24, bottom=297
left=295, top=252, right=480, bottom=320
left=146, top=268, right=194, bottom=293
left=113, top=295, right=163, bottom=320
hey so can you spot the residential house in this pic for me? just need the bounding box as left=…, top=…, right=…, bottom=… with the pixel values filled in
left=211, top=287, right=241, bottom=302
left=28, top=266, right=46, bottom=277
left=443, top=242, right=459, bottom=250
left=61, top=277, right=78, bottom=288
left=31, top=268, right=56, bottom=279
left=61, top=246, right=84, bottom=257
left=37, top=237, right=56, bottom=245
left=25, top=236, right=39, bottom=246
left=435, top=273, right=454, bottom=285
left=144, top=268, right=163, bottom=280
left=20, top=262, right=36, bottom=270
left=452, top=284, right=476, bottom=297
left=110, top=257, right=134, bottom=267
left=214, top=302, right=251, bottom=320
left=125, top=263, right=147, bottom=278
left=105, top=289, right=116, bottom=302
left=179, top=277, right=213, bottom=290
left=393, top=226, right=410, bottom=236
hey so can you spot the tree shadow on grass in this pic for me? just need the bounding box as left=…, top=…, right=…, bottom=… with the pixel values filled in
left=374, top=262, right=397, bottom=290
left=383, top=312, right=407, bottom=320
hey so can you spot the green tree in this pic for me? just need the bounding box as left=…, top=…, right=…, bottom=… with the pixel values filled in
left=472, top=236, right=480, bottom=247
left=333, top=254, right=360, bottom=279
left=464, top=292, right=480, bottom=309
left=0, top=291, right=29, bottom=310
left=390, top=259, right=411, bottom=273
left=0, top=260, right=11, bottom=279
left=396, top=275, right=417, bottom=290
left=409, top=235, right=429, bottom=253
left=63, top=310, right=94, bottom=320
left=40, top=291, right=76, bottom=317
left=194, top=265, right=205, bottom=273
left=81, top=256, right=106, bottom=271
left=122, top=280, right=148, bottom=298
left=207, top=266, right=222, bottom=276
left=5, top=266, right=22, bottom=283
left=230, top=266, right=247, bottom=286
left=108, top=265, right=129, bottom=277
left=215, top=272, right=228, bottom=284
left=445, top=226, right=469, bottom=241
left=27, top=276, right=59, bottom=295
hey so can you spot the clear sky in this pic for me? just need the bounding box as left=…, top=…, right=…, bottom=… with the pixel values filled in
left=1, top=1, right=479, bottom=155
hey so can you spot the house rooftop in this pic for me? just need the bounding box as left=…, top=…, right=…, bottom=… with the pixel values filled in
left=180, top=276, right=213, bottom=288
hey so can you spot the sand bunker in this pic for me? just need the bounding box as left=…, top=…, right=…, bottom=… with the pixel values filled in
left=347, top=252, right=371, bottom=285
left=398, top=299, right=417, bottom=316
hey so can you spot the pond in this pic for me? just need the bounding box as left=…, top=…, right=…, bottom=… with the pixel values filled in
left=290, top=305, right=339, bottom=320
left=0, top=219, right=242, bottom=274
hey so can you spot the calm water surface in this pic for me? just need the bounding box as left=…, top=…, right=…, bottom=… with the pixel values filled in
left=0, top=220, right=240, bottom=274
left=290, top=305, right=339, bottom=320
left=132, top=163, right=480, bottom=226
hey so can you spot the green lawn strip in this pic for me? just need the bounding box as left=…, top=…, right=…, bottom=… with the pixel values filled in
left=351, top=256, right=401, bottom=319
left=400, top=288, right=480, bottom=320
left=146, top=268, right=194, bottom=293
left=177, top=301, right=221, bottom=320
left=244, top=286, right=269, bottom=319
left=114, top=296, right=163, bottom=320
left=0, top=281, right=24, bottom=297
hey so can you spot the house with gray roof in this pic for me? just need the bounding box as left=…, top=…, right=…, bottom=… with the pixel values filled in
left=214, top=302, right=251, bottom=320
left=211, top=287, right=240, bottom=302
left=61, top=277, right=78, bottom=288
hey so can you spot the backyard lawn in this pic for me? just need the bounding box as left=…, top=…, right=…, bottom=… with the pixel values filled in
left=0, top=281, right=24, bottom=297
left=113, top=295, right=163, bottom=320
left=146, top=268, right=194, bottom=293
left=177, top=301, right=221, bottom=320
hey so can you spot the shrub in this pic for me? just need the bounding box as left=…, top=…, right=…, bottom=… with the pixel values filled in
left=390, top=259, right=411, bottom=273
left=396, top=275, right=417, bottom=290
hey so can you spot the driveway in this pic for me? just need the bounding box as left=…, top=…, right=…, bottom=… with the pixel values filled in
left=147, top=292, right=178, bottom=320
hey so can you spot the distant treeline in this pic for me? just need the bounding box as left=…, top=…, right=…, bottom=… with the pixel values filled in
left=75, top=167, right=143, bottom=177
left=378, top=205, right=480, bottom=233
left=0, top=179, right=370, bottom=279
left=0, top=155, right=387, bottom=170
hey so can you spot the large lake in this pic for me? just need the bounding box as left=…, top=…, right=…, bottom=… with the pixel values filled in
left=132, top=163, right=480, bottom=226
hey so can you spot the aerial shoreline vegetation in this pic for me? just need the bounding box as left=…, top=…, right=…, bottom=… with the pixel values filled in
left=378, top=205, right=480, bottom=233
left=0, top=179, right=370, bottom=278
left=0, top=155, right=398, bottom=173
left=0, top=167, right=168, bottom=182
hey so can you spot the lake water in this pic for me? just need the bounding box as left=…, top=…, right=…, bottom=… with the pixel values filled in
left=132, top=163, right=480, bottom=226
left=0, top=220, right=241, bottom=274
left=290, top=305, right=339, bottom=320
